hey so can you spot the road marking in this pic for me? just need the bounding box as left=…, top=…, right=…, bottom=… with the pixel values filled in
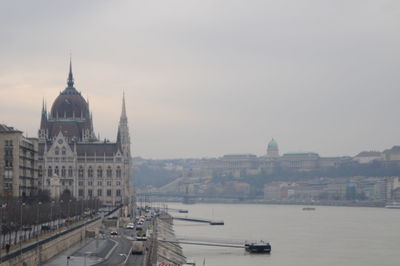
left=118, top=246, right=132, bottom=266
left=104, top=239, right=119, bottom=260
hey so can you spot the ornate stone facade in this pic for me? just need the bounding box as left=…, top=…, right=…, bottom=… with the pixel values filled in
left=38, top=62, right=132, bottom=206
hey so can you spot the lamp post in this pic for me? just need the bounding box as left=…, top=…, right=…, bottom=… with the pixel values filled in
left=81, top=199, right=84, bottom=220
left=36, top=202, right=42, bottom=245
left=0, top=203, right=3, bottom=262
left=36, top=201, right=42, bottom=238
left=19, top=202, right=25, bottom=258
left=75, top=200, right=78, bottom=222
left=50, top=201, right=54, bottom=229
left=67, top=200, right=71, bottom=226
left=59, top=200, right=63, bottom=229
left=36, top=201, right=42, bottom=263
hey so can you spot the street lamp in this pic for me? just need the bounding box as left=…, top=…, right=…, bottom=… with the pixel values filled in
left=50, top=201, right=55, bottom=229
left=59, top=200, right=64, bottom=229
left=36, top=201, right=42, bottom=263
left=36, top=202, right=42, bottom=244
left=74, top=200, right=78, bottom=221
left=19, top=202, right=25, bottom=258
left=67, top=200, right=71, bottom=226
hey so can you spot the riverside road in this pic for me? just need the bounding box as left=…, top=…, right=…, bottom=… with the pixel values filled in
left=43, top=218, right=151, bottom=266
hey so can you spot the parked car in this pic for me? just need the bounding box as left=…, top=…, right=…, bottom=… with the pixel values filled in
left=110, top=231, right=118, bottom=235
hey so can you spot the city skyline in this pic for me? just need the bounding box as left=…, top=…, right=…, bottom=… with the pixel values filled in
left=1, top=1, right=400, bottom=159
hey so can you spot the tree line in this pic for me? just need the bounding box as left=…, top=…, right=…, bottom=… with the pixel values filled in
left=0, top=190, right=100, bottom=248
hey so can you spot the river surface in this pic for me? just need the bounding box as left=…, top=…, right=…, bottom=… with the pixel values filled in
left=163, top=203, right=400, bottom=266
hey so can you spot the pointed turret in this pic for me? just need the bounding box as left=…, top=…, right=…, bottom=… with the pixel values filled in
left=116, top=92, right=133, bottom=207
left=117, top=92, right=131, bottom=154
left=40, top=99, right=47, bottom=129
left=120, top=92, right=128, bottom=123
left=39, top=98, right=48, bottom=141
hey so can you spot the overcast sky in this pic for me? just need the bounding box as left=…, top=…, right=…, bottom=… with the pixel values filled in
left=1, top=0, right=400, bottom=159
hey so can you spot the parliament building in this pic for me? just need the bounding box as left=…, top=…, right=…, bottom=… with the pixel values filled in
left=37, top=62, right=132, bottom=206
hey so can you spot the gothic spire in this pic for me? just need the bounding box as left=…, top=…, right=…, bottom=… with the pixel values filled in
left=40, top=98, right=48, bottom=129
left=117, top=92, right=130, bottom=153
left=41, top=98, right=46, bottom=114
left=67, top=58, right=74, bottom=88
left=120, top=91, right=127, bottom=121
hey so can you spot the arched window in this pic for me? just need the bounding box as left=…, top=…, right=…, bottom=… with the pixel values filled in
left=78, top=166, right=84, bottom=178
left=68, top=166, right=73, bottom=177
left=88, top=166, right=93, bottom=177
left=97, top=167, right=103, bottom=178
left=48, top=166, right=52, bottom=177
left=55, top=166, right=59, bottom=176
left=116, top=166, right=121, bottom=178
left=61, top=166, right=66, bottom=177
left=106, top=166, right=112, bottom=178
left=61, top=147, right=66, bottom=155
left=55, top=147, right=60, bottom=155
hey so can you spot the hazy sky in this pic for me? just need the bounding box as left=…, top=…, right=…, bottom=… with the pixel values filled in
left=1, top=0, right=400, bottom=159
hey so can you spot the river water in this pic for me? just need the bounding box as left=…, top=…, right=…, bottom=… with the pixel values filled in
left=163, top=203, right=400, bottom=266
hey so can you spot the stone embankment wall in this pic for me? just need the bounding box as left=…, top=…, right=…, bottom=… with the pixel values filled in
left=153, top=215, right=186, bottom=265
left=0, top=218, right=102, bottom=266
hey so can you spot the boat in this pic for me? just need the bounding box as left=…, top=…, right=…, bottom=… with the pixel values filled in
left=302, top=207, right=316, bottom=211
left=209, top=220, right=224, bottom=225
left=385, top=202, right=400, bottom=209
left=245, top=241, right=271, bottom=253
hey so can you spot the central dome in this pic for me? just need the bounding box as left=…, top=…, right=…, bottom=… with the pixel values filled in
left=50, top=88, right=89, bottom=119
left=50, top=62, right=89, bottom=119
left=268, top=138, right=278, bottom=149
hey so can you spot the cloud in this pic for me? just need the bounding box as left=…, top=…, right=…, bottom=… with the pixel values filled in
left=1, top=0, right=400, bottom=158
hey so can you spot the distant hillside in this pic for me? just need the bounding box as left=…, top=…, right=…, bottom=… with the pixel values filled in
left=133, top=163, right=178, bottom=188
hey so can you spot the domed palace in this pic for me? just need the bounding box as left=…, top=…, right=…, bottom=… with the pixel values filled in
left=38, top=61, right=132, bottom=207
left=267, top=138, right=279, bottom=158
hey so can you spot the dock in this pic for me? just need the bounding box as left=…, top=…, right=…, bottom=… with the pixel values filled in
left=172, top=216, right=224, bottom=225
left=166, top=208, right=189, bottom=213
left=159, top=236, right=271, bottom=253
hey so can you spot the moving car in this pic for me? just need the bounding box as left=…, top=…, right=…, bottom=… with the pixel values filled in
left=136, top=231, right=147, bottom=241
left=132, top=241, right=145, bottom=254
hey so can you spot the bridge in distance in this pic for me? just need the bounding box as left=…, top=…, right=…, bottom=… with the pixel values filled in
left=136, top=192, right=255, bottom=201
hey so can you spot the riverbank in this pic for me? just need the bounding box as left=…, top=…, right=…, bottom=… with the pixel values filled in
left=154, top=214, right=186, bottom=265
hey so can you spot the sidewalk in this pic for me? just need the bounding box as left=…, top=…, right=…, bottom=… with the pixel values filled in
left=0, top=217, right=95, bottom=262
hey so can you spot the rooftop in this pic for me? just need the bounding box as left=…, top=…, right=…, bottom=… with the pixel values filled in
left=0, top=124, right=22, bottom=133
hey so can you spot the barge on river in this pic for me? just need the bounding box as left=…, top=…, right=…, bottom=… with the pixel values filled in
left=245, top=241, right=271, bottom=253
